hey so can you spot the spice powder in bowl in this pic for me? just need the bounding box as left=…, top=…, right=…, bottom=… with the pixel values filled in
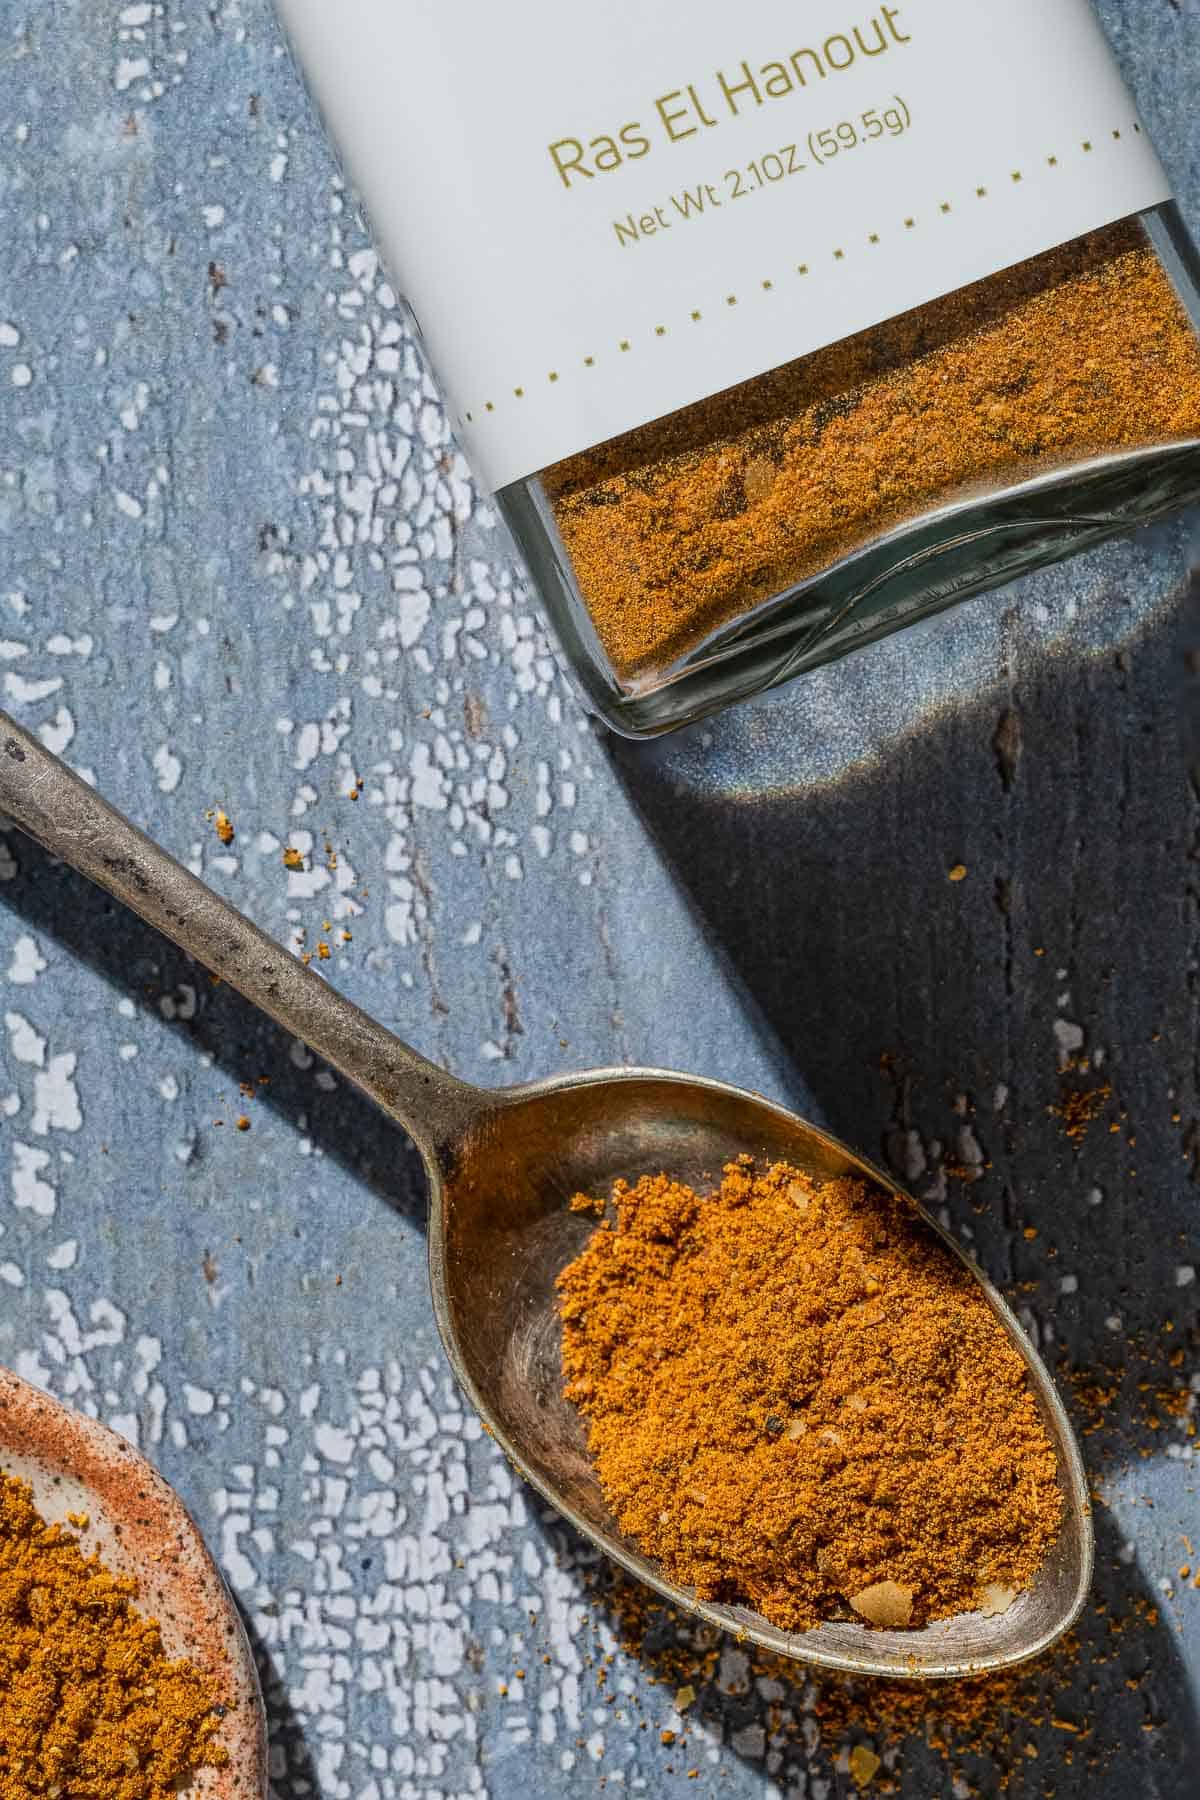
left=557, top=1158, right=1064, bottom=1632
left=0, top=1472, right=229, bottom=1798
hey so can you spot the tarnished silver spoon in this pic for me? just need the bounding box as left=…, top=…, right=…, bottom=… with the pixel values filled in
left=0, top=709, right=1091, bottom=1680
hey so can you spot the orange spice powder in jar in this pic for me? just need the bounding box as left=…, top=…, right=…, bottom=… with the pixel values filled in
left=540, top=225, right=1200, bottom=688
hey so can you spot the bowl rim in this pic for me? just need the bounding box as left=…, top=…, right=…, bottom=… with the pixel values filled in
left=0, top=1365, right=268, bottom=1796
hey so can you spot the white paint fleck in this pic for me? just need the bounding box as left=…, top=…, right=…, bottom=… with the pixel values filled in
left=410, top=742, right=449, bottom=810
left=11, top=1142, right=55, bottom=1217
left=4, top=672, right=62, bottom=704
left=152, top=743, right=183, bottom=793
left=893, top=1129, right=927, bottom=1184
left=1177, top=1266, right=1196, bottom=1288
left=32, top=1052, right=82, bottom=1135
left=314, top=1422, right=355, bottom=1464
left=957, top=1126, right=984, bottom=1169
left=159, top=984, right=197, bottom=1022
left=5, top=1012, right=46, bottom=1066
left=396, top=589, right=431, bottom=647
left=11, top=364, right=32, bottom=388
left=38, top=707, right=75, bottom=754
left=115, top=55, right=150, bottom=90
left=5, top=935, right=46, bottom=986
left=293, top=722, right=321, bottom=771
left=46, top=1240, right=79, bottom=1271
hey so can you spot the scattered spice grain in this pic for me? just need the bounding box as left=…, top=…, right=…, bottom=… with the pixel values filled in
left=559, top=1158, right=1063, bottom=1631
left=848, top=1744, right=883, bottom=1788
left=0, top=1472, right=228, bottom=1799
left=213, top=810, right=235, bottom=846
left=1051, top=1081, right=1113, bottom=1148
left=577, top=1392, right=1182, bottom=1796
left=543, top=224, right=1200, bottom=680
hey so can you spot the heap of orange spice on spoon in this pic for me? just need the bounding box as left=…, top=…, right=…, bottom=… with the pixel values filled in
left=559, top=1157, right=1063, bottom=1632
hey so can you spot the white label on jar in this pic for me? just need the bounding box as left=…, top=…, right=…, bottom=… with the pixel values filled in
left=276, top=0, right=1170, bottom=491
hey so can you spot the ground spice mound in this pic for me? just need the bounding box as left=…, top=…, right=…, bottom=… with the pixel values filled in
left=0, top=1472, right=229, bottom=1800
left=558, top=1159, right=1063, bottom=1632
left=543, top=223, right=1200, bottom=679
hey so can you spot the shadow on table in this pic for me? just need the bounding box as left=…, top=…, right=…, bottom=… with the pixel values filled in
left=237, top=1604, right=320, bottom=1797
left=0, top=836, right=428, bottom=1227
left=596, top=574, right=1199, bottom=1790
left=607, top=575, right=1199, bottom=1361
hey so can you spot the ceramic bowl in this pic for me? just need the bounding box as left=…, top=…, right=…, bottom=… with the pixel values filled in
left=0, top=1366, right=267, bottom=1797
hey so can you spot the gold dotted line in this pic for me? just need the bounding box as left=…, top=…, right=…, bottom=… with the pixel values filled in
left=461, top=125, right=1145, bottom=424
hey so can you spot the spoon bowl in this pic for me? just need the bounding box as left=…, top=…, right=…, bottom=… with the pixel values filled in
left=0, top=711, right=1092, bottom=1678
left=435, top=1067, right=1092, bottom=1679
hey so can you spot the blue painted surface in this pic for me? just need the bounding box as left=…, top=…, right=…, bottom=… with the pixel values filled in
left=1, top=3, right=1197, bottom=1794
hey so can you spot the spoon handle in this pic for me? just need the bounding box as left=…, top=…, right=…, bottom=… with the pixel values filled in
left=0, top=710, right=475, bottom=1157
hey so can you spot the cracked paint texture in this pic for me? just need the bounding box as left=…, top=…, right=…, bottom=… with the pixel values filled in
left=2, top=2, right=1199, bottom=1795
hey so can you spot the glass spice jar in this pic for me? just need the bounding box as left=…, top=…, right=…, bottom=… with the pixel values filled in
left=508, top=210, right=1200, bottom=733
left=275, top=2, right=1200, bottom=736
